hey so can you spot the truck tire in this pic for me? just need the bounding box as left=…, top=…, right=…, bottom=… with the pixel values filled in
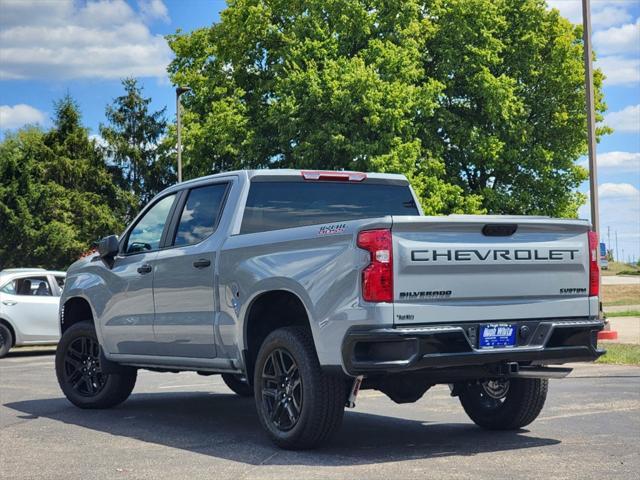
left=459, top=378, right=548, bottom=430
left=56, top=321, right=137, bottom=409
left=221, top=373, right=253, bottom=397
left=0, top=323, right=13, bottom=358
left=254, top=326, right=345, bottom=449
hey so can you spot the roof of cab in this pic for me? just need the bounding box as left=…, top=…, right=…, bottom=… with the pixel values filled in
left=160, top=169, right=409, bottom=196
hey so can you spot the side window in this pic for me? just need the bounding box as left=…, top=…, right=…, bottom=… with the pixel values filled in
left=174, top=184, right=228, bottom=247
left=55, top=276, right=65, bottom=295
left=0, top=281, right=16, bottom=295
left=8, top=277, right=52, bottom=296
left=125, top=194, right=176, bottom=254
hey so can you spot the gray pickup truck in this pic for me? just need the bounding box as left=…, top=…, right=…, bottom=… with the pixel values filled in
left=56, top=169, right=604, bottom=449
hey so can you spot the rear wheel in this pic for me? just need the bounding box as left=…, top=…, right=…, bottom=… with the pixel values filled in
left=254, top=327, right=345, bottom=449
left=221, top=373, right=253, bottom=397
left=55, top=321, right=136, bottom=409
left=0, top=323, right=13, bottom=358
left=459, top=377, right=548, bottom=430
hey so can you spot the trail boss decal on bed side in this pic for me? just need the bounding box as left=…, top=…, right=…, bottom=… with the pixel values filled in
left=318, top=223, right=347, bottom=235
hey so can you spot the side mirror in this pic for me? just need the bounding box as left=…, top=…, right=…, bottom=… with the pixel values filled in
left=98, top=235, right=119, bottom=267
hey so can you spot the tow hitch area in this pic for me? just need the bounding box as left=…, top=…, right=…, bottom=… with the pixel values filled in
left=346, top=375, right=364, bottom=408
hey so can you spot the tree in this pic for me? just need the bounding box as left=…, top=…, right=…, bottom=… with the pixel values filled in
left=0, top=96, right=131, bottom=269
left=167, top=0, right=481, bottom=213
left=166, top=0, right=608, bottom=217
left=100, top=78, right=174, bottom=214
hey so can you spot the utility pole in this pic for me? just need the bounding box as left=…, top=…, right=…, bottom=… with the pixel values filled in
left=582, top=0, right=599, bottom=238
left=176, top=86, right=191, bottom=183
left=615, top=231, right=619, bottom=262
left=581, top=0, right=601, bottom=315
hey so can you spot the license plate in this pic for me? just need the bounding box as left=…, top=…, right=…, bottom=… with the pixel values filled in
left=479, top=324, right=516, bottom=349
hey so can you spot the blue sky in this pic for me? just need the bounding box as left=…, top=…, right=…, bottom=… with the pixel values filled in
left=0, top=0, right=638, bottom=261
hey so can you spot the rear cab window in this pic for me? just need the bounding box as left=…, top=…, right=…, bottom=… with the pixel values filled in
left=240, top=180, right=419, bottom=234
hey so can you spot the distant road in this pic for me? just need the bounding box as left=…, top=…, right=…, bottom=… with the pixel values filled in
left=602, top=275, right=640, bottom=286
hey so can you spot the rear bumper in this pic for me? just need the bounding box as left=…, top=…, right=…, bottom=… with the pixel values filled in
left=342, top=318, right=605, bottom=375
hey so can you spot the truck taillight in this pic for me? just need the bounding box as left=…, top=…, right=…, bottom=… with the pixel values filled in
left=588, top=231, right=600, bottom=297
left=357, top=229, right=393, bottom=302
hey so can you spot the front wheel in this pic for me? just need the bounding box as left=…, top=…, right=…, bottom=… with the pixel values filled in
left=459, top=377, right=548, bottom=430
left=55, top=321, right=136, bottom=409
left=254, top=327, right=345, bottom=449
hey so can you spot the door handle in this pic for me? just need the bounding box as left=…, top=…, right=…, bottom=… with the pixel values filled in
left=137, top=264, right=153, bottom=274
left=193, top=259, right=211, bottom=269
left=2, top=300, right=17, bottom=306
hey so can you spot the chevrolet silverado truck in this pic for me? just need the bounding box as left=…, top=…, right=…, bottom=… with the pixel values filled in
left=55, top=169, right=604, bottom=449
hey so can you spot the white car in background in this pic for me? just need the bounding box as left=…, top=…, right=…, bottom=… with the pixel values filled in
left=0, top=268, right=66, bottom=358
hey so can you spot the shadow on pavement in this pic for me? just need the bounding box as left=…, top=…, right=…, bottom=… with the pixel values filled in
left=5, top=391, right=560, bottom=465
left=3, top=348, right=56, bottom=358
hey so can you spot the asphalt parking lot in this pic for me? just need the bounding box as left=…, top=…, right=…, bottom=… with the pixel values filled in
left=1, top=349, right=638, bottom=480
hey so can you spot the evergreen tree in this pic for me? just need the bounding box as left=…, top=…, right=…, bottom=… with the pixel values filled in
left=0, top=96, right=131, bottom=269
left=101, top=78, right=174, bottom=215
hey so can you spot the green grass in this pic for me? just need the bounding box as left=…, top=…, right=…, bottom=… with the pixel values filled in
left=602, top=261, right=640, bottom=276
left=602, top=284, right=640, bottom=306
left=606, top=310, right=640, bottom=318
left=596, top=343, right=640, bottom=366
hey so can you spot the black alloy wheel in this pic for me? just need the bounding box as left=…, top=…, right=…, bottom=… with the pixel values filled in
left=62, top=335, right=106, bottom=397
left=56, top=321, right=136, bottom=409
left=261, top=348, right=303, bottom=431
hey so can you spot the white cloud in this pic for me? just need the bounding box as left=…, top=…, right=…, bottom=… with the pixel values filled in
left=138, top=0, right=169, bottom=23
left=598, top=151, right=640, bottom=170
left=591, top=5, right=634, bottom=29
left=596, top=56, right=640, bottom=86
left=0, top=104, right=46, bottom=129
left=579, top=151, right=640, bottom=170
left=547, top=1, right=634, bottom=28
left=593, top=19, right=640, bottom=55
left=0, top=0, right=171, bottom=80
left=599, top=182, right=640, bottom=199
left=579, top=182, right=640, bottom=261
left=604, top=104, right=640, bottom=133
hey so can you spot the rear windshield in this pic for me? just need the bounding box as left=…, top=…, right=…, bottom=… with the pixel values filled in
left=240, top=181, right=419, bottom=234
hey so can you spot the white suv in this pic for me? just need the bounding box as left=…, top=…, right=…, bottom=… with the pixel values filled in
left=0, top=268, right=66, bottom=358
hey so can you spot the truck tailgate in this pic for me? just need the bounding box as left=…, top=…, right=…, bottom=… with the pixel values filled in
left=391, top=216, right=593, bottom=324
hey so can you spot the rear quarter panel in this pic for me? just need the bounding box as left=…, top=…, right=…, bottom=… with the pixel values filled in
left=217, top=218, right=394, bottom=367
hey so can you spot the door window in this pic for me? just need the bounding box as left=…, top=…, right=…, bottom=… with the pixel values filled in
left=173, top=184, right=228, bottom=247
left=125, top=194, right=176, bottom=254
left=2, top=276, right=53, bottom=296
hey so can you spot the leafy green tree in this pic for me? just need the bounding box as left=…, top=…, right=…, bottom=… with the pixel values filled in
left=100, top=78, right=174, bottom=214
left=0, top=97, right=131, bottom=269
left=167, top=0, right=608, bottom=216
